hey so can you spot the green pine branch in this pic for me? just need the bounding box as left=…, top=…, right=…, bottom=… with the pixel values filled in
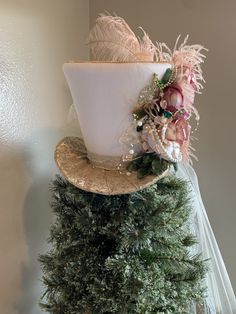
left=39, top=175, right=209, bottom=314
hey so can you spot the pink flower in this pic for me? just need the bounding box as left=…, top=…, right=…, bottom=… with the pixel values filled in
left=165, top=118, right=191, bottom=145
left=163, top=84, right=184, bottom=112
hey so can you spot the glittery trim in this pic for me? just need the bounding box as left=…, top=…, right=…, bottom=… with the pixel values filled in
left=55, top=137, right=169, bottom=195
left=87, top=150, right=128, bottom=170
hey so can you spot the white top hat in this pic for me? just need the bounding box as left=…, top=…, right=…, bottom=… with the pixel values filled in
left=55, top=62, right=171, bottom=195
left=55, top=14, right=205, bottom=195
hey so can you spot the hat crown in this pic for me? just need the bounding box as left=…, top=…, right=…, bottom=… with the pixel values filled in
left=63, top=62, right=171, bottom=162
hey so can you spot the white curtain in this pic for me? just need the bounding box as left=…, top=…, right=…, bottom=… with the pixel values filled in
left=177, top=164, right=236, bottom=314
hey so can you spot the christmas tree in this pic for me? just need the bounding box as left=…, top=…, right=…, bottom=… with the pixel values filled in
left=39, top=174, right=209, bottom=314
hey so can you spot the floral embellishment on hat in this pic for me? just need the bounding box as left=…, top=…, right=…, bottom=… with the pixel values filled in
left=121, top=37, right=206, bottom=178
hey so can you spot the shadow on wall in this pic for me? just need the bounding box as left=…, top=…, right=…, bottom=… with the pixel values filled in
left=8, top=129, right=74, bottom=314
left=0, top=148, right=29, bottom=314
left=16, top=177, right=53, bottom=314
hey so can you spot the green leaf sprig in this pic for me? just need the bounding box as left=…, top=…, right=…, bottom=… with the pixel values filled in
left=127, top=153, right=171, bottom=179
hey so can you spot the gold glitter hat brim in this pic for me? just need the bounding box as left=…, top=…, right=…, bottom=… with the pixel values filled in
left=55, top=137, right=169, bottom=195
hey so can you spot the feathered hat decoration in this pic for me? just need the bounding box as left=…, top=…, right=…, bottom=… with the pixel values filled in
left=88, top=14, right=207, bottom=167
left=87, top=14, right=157, bottom=62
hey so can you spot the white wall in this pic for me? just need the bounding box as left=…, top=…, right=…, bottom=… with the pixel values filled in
left=1, top=1, right=235, bottom=313
left=0, top=1, right=89, bottom=313
left=89, top=0, right=236, bottom=293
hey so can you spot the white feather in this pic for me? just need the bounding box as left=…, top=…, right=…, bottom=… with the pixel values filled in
left=87, top=14, right=155, bottom=62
